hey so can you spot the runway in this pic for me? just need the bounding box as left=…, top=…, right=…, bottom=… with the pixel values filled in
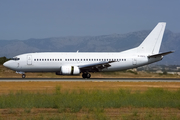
left=0, top=78, right=180, bottom=82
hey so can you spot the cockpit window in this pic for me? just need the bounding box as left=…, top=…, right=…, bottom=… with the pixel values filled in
left=11, top=57, right=20, bottom=61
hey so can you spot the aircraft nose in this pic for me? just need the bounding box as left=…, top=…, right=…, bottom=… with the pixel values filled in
left=3, top=61, right=10, bottom=68
left=3, top=61, right=16, bottom=70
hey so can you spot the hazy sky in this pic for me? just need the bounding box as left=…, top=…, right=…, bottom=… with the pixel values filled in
left=0, top=0, right=180, bottom=40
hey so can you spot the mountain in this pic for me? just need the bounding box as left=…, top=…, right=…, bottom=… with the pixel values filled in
left=0, top=30, right=179, bottom=65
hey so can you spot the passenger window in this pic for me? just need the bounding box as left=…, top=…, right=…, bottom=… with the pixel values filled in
left=34, top=59, right=36, bottom=61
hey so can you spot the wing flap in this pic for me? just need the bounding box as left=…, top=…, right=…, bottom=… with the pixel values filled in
left=79, top=61, right=115, bottom=72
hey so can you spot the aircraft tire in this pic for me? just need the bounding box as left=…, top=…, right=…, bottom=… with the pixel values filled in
left=82, top=73, right=91, bottom=79
left=22, top=74, right=26, bottom=79
left=87, top=73, right=91, bottom=78
left=82, top=73, right=86, bottom=78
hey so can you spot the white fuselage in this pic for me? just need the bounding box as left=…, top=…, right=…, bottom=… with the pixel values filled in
left=4, top=52, right=162, bottom=73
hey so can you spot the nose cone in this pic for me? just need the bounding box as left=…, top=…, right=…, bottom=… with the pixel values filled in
left=3, top=61, right=16, bottom=70
left=3, top=61, right=9, bottom=68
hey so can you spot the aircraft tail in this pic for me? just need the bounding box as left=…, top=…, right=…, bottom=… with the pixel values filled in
left=137, top=22, right=166, bottom=55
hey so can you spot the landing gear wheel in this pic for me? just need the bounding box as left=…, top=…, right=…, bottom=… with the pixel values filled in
left=22, top=74, right=26, bottom=78
left=86, top=73, right=91, bottom=78
left=82, top=74, right=86, bottom=78
left=82, top=73, right=91, bottom=79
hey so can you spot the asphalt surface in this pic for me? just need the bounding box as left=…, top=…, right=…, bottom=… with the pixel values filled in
left=0, top=78, right=180, bottom=82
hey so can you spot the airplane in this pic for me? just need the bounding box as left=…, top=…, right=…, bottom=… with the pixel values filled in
left=3, top=22, right=173, bottom=78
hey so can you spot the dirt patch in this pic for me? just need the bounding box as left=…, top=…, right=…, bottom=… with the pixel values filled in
left=0, top=108, right=180, bottom=119
left=0, top=81, right=180, bottom=94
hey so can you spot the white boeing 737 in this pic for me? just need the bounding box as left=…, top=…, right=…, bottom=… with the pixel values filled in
left=3, top=22, right=173, bottom=78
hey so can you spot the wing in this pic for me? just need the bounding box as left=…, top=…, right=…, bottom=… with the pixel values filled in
left=79, top=61, right=115, bottom=72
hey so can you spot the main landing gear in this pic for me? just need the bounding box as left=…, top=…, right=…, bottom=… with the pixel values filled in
left=82, top=72, right=91, bottom=79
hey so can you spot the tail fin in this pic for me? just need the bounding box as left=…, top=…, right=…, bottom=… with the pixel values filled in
left=137, top=22, right=166, bottom=55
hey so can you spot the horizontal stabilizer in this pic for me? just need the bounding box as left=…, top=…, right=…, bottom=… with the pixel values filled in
left=148, top=51, right=174, bottom=58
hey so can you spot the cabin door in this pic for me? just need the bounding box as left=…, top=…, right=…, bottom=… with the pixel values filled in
left=27, top=55, right=32, bottom=65
left=132, top=58, right=137, bottom=65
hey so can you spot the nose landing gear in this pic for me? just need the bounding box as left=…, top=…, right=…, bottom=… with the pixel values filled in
left=22, top=74, right=26, bottom=78
left=16, top=71, right=26, bottom=78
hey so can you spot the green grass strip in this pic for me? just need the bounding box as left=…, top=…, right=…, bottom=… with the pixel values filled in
left=0, top=87, right=180, bottom=111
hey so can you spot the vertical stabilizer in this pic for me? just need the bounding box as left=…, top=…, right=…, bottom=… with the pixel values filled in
left=137, top=22, right=166, bottom=55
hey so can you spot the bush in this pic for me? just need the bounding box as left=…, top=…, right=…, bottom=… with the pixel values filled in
left=0, top=56, right=9, bottom=64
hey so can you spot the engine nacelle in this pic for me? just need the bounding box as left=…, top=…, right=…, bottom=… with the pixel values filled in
left=56, top=66, right=80, bottom=75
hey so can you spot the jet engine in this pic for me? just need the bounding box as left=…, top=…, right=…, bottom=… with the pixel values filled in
left=56, top=66, right=80, bottom=75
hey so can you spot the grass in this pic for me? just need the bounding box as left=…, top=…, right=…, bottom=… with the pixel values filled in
left=0, top=83, right=180, bottom=119
left=0, top=87, right=180, bottom=109
left=0, top=88, right=180, bottom=119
